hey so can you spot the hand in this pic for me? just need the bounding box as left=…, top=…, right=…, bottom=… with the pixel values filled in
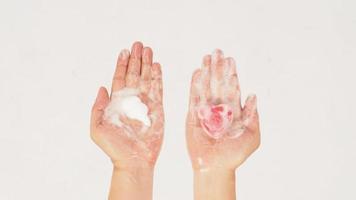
left=186, top=49, right=260, bottom=172
left=90, top=42, right=164, bottom=171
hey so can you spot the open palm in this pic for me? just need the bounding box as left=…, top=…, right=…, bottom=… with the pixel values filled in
left=90, top=42, right=164, bottom=169
left=186, top=49, right=260, bottom=171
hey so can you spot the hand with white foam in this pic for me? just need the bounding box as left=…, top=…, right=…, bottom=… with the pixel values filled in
left=90, top=42, right=164, bottom=200
left=186, top=49, right=260, bottom=200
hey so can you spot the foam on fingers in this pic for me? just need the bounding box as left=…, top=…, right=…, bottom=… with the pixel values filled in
left=210, top=49, right=225, bottom=100
left=111, top=49, right=130, bottom=92
left=126, top=42, right=143, bottom=88
left=193, top=50, right=247, bottom=140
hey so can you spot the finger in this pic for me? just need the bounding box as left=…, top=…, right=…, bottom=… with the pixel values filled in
left=91, top=87, right=110, bottom=128
left=150, top=62, right=163, bottom=103
left=140, top=47, right=153, bottom=94
left=225, top=57, right=240, bottom=91
left=210, top=49, right=224, bottom=100
left=224, top=57, right=242, bottom=117
left=111, top=49, right=130, bottom=93
left=242, top=94, right=259, bottom=130
left=126, top=41, right=143, bottom=88
left=189, top=69, right=201, bottom=107
left=200, top=55, right=211, bottom=102
left=187, top=69, right=201, bottom=125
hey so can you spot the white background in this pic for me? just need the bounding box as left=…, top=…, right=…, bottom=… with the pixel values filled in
left=1, top=0, right=356, bottom=199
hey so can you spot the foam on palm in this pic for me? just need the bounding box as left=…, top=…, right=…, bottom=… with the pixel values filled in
left=104, top=88, right=151, bottom=127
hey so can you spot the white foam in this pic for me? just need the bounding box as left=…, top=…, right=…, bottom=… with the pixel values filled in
left=104, top=88, right=151, bottom=128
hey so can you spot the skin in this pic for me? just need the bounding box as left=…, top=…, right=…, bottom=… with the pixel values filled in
left=90, top=41, right=164, bottom=200
left=186, top=49, right=260, bottom=200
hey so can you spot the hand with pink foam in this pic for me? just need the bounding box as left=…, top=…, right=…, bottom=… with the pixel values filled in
left=197, top=104, right=233, bottom=139
left=186, top=49, right=260, bottom=200
left=90, top=42, right=164, bottom=200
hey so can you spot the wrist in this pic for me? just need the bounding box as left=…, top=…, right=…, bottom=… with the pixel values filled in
left=110, top=165, right=154, bottom=200
left=113, top=165, right=154, bottom=182
left=193, top=168, right=236, bottom=200
left=194, top=167, right=235, bottom=181
left=112, top=159, right=155, bottom=172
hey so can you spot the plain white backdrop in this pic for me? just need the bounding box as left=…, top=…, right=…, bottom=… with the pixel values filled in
left=1, top=0, right=355, bottom=199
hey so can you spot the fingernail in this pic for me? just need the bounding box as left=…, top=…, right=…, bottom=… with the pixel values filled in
left=142, top=47, right=152, bottom=62
left=95, top=87, right=103, bottom=105
left=212, top=49, right=224, bottom=62
left=226, top=57, right=236, bottom=66
left=119, top=49, right=130, bottom=59
left=247, top=94, right=257, bottom=101
left=132, top=42, right=143, bottom=57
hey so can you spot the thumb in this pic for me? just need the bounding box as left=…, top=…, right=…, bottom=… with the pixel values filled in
left=91, top=87, right=110, bottom=127
left=187, top=69, right=201, bottom=126
left=242, top=94, right=259, bottom=128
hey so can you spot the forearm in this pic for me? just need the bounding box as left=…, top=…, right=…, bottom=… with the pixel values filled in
left=109, top=166, right=154, bottom=200
left=194, top=169, right=236, bottom=200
